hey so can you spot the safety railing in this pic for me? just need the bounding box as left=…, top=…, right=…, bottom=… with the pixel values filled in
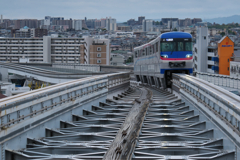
left=0, top=72, right=130, bottom=137
left=173, top=74, right=240, bottom=146
left=195, top=72, right=240, bottom=90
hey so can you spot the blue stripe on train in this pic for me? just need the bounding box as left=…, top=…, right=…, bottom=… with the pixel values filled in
left=160, top=68, right=193, bottom=74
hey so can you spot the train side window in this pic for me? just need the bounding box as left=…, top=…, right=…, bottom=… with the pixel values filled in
left=149, top=47, right=152, bottom=54
left=153, top=45, right=155, bottom=53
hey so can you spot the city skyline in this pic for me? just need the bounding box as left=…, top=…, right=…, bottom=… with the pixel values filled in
left=0, top=0, right=239, bottom=22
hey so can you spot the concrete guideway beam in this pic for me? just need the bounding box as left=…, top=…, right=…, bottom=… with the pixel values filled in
left=0, top=72, right=130, bottom=159
left=103, top=87, right=152, bottom=160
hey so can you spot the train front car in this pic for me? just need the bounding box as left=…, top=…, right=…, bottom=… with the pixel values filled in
left=160, top=32, right=193, bottom=87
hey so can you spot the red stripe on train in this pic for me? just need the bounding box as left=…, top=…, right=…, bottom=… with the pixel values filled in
left=160, top=58, right=193, bottom=60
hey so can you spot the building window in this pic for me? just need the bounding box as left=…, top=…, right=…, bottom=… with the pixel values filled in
left=97, top=53, right=101, bottom=57
left=204, top=36, right=206, bottom=40
left=97, top=59, right=101, bottom=63
left=97, top=47, right=101, bottom=51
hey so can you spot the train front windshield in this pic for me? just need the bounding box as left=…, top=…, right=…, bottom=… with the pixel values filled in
left=160, top=38, right=192, bottom=59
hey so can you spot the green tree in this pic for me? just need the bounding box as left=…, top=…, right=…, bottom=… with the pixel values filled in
left=236, top=23, right=239, bottom=27
left=220, top=32, right=225, bottom=37
left=155, top=21, right=160, bottom=25
left=173, top=28, right=178, bottom=31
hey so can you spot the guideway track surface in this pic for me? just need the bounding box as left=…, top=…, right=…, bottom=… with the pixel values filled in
left=5, top=85, right=235, bottom=159
left=0, top=62, right=109, bottom=79
left=103, top=87, right=152, bottom=160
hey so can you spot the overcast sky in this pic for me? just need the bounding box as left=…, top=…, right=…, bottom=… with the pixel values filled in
left=0, top=0, right=239, bottom=21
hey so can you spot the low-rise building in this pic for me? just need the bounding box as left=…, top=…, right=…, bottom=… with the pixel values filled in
left=110, top=53, right=125, bottom=66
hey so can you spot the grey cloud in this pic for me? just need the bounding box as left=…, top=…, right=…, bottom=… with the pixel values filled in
left=0, top=0, right=239, bottom=21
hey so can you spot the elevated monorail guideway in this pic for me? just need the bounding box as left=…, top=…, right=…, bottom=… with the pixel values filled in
left=0, top=62, right=110, bottom=84
left=5, top=80, right=237, bottom=159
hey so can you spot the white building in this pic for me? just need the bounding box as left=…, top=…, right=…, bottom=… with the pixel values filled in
left=110, top=53, right=125, bottom=66
left=0, top=36, right=110, bottom=64
left=72, top=20, right=82, bottom=30
left=44, top=19, right=51, bottom=26
left=115, top=32, right=135, bottom=38
left=193, top=26, right=209, bottom=72
left=168, top=21, right=178, bottom=29
left=101, top=18, right=107, bottom=28
left=106, top=17, right=117, bottom=31
left=142, top=19, right=153, bottom=32
left=230, top=61, right=240, bottom=78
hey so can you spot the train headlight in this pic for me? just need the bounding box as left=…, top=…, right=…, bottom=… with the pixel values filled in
left=161, top=55, right=168, bottom=58
left=186, top=54, right=192, bottom=58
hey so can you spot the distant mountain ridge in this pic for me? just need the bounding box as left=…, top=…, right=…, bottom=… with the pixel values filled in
left=154, top=15, right=240, bottom=24
left=122, top=15, right=240, bottom=25
left=203, top=15, right=240, bottom=24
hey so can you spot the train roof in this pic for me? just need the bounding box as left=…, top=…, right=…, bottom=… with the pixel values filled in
left=160, top=32, right=192, bottom=39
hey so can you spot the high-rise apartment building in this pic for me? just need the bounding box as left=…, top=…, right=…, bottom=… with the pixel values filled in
left=95, top=20, right=101, bottom=29
left=178, top=19, right=185, bottom=27
left=162, top=18, right=178, bottom=25
left=14, top=19, right=38, bottom=29
left=101, top=18, right=107, bottom=28
left=184, top=18, right=192, bottom=26
left=0, top=37, right=110, bottom=65
left=192, top=18, right=202, bottom=24
left=127, top=19, right=136, bottom=26
left=106, top=17, right=116, bottom=31
left=86, top=19, right=96, bottom=29
left=138, top=16, right=145, bottom=25
left=51, top=19, right=73, bottom=29
left=142, top=19, right=153, bottom=32
left=168, top=21, right=178, bottom=29
left=0, top=15, right=3, bottom=24
left=72, top=20, right=82, bottom=30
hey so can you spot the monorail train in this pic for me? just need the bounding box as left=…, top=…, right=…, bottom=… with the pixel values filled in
left=134, top=32, right=193, bottom=88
